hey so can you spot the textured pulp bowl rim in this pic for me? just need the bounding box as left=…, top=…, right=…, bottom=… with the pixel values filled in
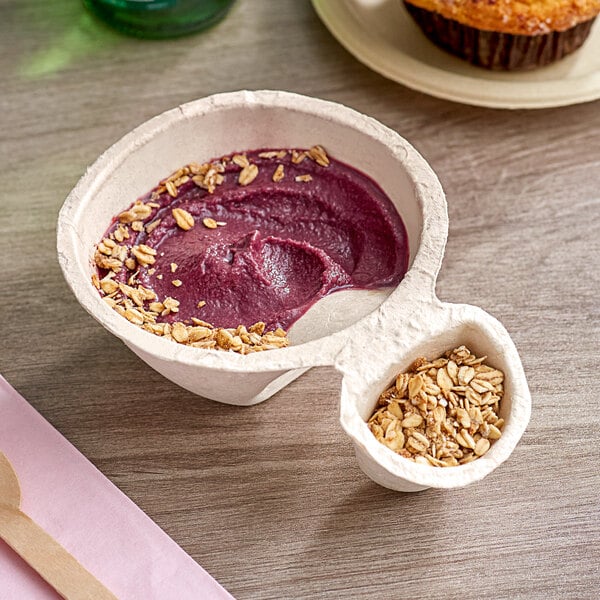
left=57, top=90, right=448, bottom=373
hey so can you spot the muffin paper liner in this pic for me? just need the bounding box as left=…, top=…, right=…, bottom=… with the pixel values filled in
left=404, top=2, right=596, bottom=71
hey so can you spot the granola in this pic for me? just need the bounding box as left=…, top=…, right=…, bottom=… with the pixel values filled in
left=368, top=346, right=504, bottom=466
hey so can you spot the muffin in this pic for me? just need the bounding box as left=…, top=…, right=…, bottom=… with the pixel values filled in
left=403, top=0, right=600, bottom=70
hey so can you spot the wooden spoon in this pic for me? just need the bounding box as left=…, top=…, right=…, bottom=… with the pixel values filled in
left=0, top=452, right=117, bottom=599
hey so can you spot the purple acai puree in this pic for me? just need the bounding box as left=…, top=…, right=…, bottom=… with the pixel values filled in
left=98, top=149, right=409, bottom=330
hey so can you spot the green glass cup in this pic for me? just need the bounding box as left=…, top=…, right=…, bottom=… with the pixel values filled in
left=83, top=0, right=236, bottom=39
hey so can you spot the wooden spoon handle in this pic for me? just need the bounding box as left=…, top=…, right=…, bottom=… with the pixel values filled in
left=0, top=504, right=117, bottom=600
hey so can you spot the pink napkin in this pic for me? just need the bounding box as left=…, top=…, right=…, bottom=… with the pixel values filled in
left=0, top=375, right=235, bottom=600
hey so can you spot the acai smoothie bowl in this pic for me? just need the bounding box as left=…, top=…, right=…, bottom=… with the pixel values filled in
left=92, top=145, right=410, bottom=353
left=57, top=90, right=447, bottom=405
left=58, top=91, right=531, bottom=491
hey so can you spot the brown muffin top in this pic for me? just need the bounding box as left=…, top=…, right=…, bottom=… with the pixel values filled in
left=403, top=0, right=600, bottom=34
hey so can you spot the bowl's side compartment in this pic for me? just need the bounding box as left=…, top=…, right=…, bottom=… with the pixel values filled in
left=338, top=303, right=531, bottom=491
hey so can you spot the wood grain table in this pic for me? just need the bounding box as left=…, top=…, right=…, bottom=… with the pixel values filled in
left=1, top=1, right=599, bottom=598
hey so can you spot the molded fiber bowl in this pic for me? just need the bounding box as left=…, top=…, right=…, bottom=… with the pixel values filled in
left=57, top=90, right=447, bottom=404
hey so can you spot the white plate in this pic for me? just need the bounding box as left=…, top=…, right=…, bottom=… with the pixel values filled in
left=312, top=0, right=600, bottom=109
